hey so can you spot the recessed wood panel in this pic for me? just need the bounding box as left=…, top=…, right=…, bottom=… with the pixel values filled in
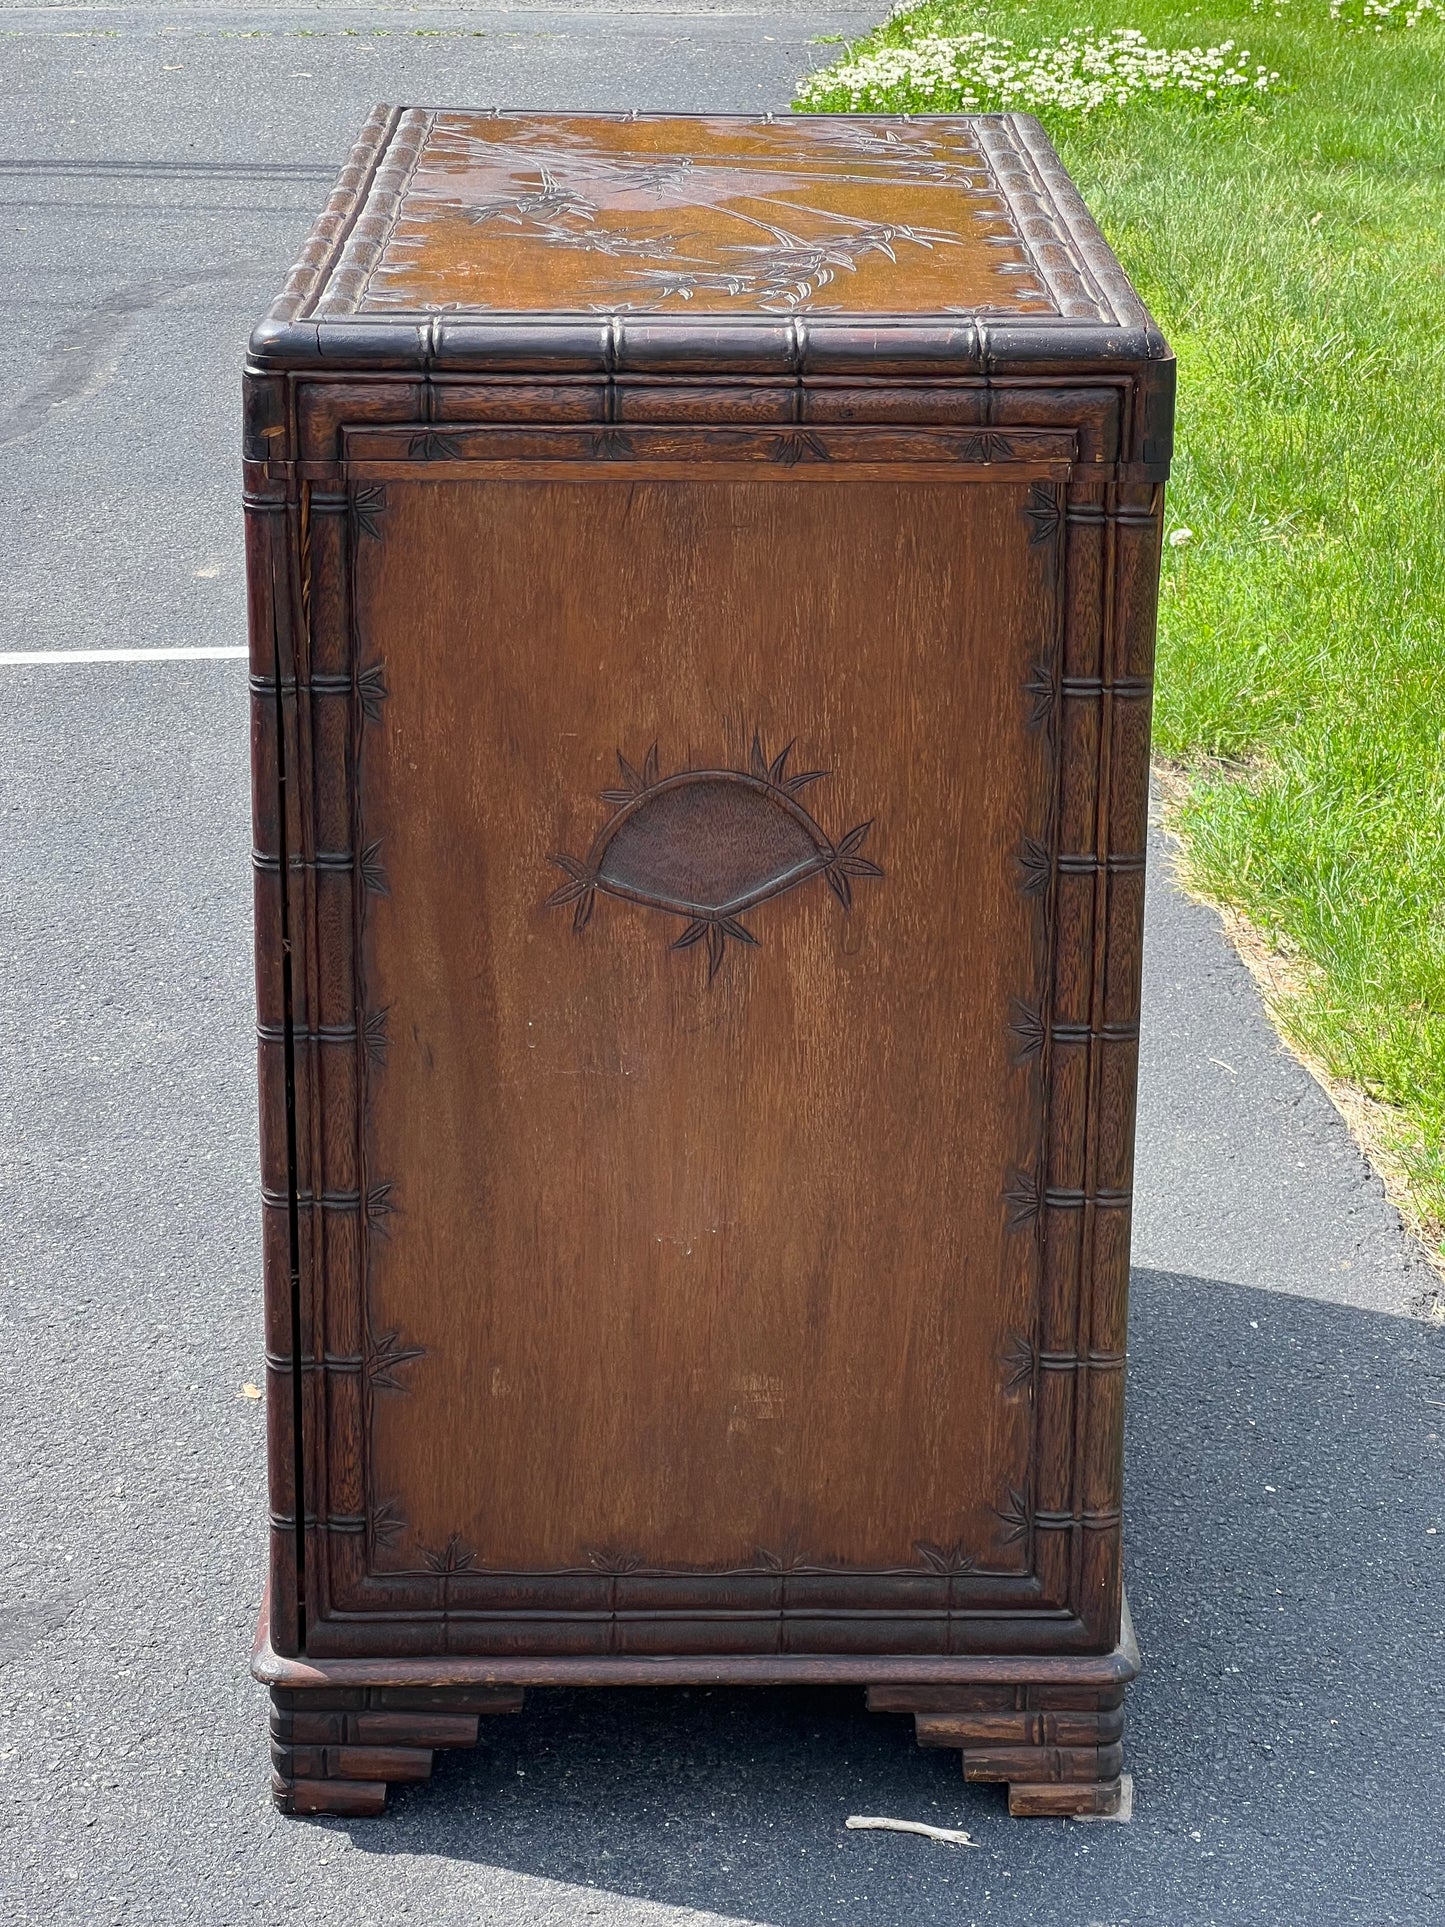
left=353, top=475, right=1054, bottom=1575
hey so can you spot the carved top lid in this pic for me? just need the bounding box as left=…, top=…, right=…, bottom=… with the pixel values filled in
left=254, top=108, right=1167, bottom=375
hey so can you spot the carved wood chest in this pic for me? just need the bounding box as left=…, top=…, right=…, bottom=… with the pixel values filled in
left=246, top=107, right=1172, bottom=1819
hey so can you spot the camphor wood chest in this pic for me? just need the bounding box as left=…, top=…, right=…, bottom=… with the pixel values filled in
left=246, top=107, right=1172, bottom=1819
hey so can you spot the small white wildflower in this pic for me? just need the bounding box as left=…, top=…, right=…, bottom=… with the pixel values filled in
left=1331, top=0, right=1436, bottom=25
left=793, top=24, right=1284, bottom=116
left=1168, top=527, right=1194, bottom=548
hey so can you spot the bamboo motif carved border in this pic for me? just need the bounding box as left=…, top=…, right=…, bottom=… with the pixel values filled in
left=247, top=370, right=1161, bottom=1659
left=261, top=107, right=1155, bottom=336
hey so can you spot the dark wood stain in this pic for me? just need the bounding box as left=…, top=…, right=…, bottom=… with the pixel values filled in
left=245, top=107, right=1172, bottom=1819
left=359, top=475, right=1046, bottom=1575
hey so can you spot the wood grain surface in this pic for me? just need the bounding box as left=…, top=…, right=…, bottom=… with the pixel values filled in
left=248, top=104, right=1172, bottom=1818
left=355, top=472, right=1052, bottom=1576
left=248, top=107, right=1170, bottom=1746
left=347, top=113, right=1060, bottom=318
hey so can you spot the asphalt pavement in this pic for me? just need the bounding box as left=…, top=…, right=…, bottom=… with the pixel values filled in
left=1, top=7, right=1442, bottom=1924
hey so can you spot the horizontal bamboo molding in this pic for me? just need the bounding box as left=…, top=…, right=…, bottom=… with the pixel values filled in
left=254, top=1592, right=1140, bottom=1687
left=249, top=383, right=1164, bottom=471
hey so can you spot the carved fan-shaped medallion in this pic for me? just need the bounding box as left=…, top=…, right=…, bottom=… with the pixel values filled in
left=544, top=734, right=884, bottom=979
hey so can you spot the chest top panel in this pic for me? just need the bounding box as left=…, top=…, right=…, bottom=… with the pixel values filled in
left=298, top=109, right=1142, bottom=326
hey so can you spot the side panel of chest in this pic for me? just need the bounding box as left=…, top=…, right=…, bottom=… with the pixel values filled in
left=251, top=402, right=1158, bottom=1661
left=360, top=471, right=1047, bottom=1576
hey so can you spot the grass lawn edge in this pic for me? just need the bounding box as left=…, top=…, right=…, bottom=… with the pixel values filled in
left=1156, top=762, right=1445, bottom=1315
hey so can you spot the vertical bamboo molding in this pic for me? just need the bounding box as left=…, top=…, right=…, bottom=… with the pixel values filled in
left=245, top=371, right=304, bottom=1653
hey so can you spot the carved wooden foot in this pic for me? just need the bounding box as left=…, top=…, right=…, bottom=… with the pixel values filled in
left=868, top=1683, right=1126, bottom=1817
left=269, top=1684, right=525, bottom=1816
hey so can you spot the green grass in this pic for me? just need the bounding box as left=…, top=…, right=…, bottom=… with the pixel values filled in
left=800, top=1, right=1445, bottom=1262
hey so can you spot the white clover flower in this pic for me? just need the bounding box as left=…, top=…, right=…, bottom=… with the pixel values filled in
left=1168, top=528, right=1194, bottom=548
left=1330, top=0, right=1436, bottom=23
left=794, top=24, right=1286, bottom=115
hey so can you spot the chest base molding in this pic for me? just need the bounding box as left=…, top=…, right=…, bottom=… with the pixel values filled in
left=255, top=1592, right=1137, bottom=1818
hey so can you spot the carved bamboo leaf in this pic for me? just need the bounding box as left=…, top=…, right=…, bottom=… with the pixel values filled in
left=1018, top=836, right=1053, bottom=898
left=1009, top=998, right=1046, bottom=1063
left=953, top=431, right=1013, bottom=463
left=995, top=1487, right=1032, bottom=1545
left=424, top=1532, right=476, bottom=1575
left=914, top=1539, right=976, bottom=1575
left=1004, top=1167, right=1041, bottom=1231
left=1002, top=1331, right=1037, bottom=1392
left=1024, top=663, right=1056, bottom=731
left=406, top=430, right=463, bottom=462
left=366, top=1181, right=397, bottom=1231
left=351, top=485, right=387, bottom=541
left=363, top=1005, right=390, bottom=1068
left=360, top=840, right=389, bottom=897
left=1025, top=482, right=1062, bottom=545
left=357, top=661, right=388, bottom=722
left=768, top=430, right=830, bottom=466
left=585, top=1546, right=645, bottom=1575
left=370, top=1498, right=405, bottom=1548
left=367, top=1326, right=424, bottom=1392
left=753, top=1534, right=805, bottom=1572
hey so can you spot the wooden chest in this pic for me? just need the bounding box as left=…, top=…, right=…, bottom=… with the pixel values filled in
left=246, top=108, right=1172, bottom=1819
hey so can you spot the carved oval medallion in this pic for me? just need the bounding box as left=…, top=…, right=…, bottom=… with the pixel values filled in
left=545, top=735, right=884, bottom=979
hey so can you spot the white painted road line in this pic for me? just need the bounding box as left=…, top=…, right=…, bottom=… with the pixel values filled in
left=0, top=647, right=249, bottom=665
